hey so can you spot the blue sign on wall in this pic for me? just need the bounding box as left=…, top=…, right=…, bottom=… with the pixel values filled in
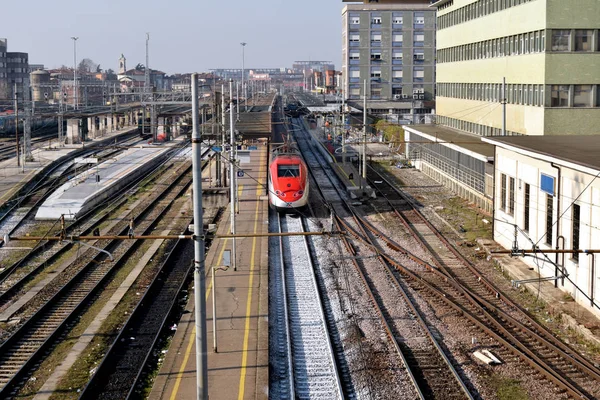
left=212, top=146, right=222, bottom=153
left=540, top=174, right=555, bottom=195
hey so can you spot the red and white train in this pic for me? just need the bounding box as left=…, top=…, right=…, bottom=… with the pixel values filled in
left=268, top=145, right=309, bottom=211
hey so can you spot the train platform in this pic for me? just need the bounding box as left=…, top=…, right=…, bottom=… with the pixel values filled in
left=35, top=142, right=177, bottom=221
left=149, top=145, right=269, bottom=399
left=0, top=127, right=138, bottom=212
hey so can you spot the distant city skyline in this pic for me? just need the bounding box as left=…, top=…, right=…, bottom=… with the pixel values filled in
left=2, top=0, right=342, bottom=74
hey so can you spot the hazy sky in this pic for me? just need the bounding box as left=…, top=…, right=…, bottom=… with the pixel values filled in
left=3, top=0, right=342, bottom=74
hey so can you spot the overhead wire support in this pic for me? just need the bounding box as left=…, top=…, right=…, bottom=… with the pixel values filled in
left=191, top=72, right=209, bottom=400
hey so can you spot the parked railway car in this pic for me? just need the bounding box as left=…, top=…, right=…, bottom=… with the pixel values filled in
left=268, top=145, right=309, bottom=211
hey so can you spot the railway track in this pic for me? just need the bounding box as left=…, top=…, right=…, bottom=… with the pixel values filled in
left=361, top=164, right=600, bottom=398
left=270, top=211, right=344, bottom=399
left=0, top=131, right=141, bottom=243
left=0, top=144, right=194, bottom=319
left=0, top=149, right=207, bottom=396
left=291, top=114, right=600, bottom=398
left=291, top=117, right=476, bottom=398
left=0, top=129, right=58, bottom=162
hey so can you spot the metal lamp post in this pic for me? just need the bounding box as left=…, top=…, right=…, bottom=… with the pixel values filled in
left=240, top=42, right=247, bottom=111
left=71, top=37, right=78, bottom=110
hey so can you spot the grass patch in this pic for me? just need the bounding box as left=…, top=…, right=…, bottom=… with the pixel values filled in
left=487, top=375, right=529, bottom=400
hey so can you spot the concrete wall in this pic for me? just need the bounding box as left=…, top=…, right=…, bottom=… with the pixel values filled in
left=494, top=145, right=600, bottom=316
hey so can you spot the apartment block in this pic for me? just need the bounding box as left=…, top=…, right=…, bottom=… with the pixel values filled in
left=0, top=39, right=29, bottom=103
left=433, top=0, right=600, bottom=136
left=342, top=0, right=436, bottom=122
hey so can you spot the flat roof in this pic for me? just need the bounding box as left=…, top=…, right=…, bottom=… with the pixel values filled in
left=482, top=136, right=600, bottom=173
left=403, top=124, right=495, bottom=160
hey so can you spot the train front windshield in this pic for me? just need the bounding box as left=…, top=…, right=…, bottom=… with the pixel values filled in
left=277, top=164, right=300, bottom=178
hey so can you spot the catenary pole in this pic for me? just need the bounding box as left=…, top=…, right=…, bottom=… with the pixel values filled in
left=341, top=88, right=346, bottom=165
left=191, top=73, right=208, bottom=399
left=362, top=79, right=367, bottom=181
left=14, top=84, right=19, bottom=168
left=229, top=79, right=237, bottom=271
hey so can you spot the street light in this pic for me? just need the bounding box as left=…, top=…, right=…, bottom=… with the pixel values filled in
left=71, top=37, right=78, bottom=110
left=240, top=42, right=247, bottom=111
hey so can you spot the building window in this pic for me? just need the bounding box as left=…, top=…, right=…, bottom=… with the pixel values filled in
left=351, top=17, right=360, bottom=24
left=551, top=85, right=569, bottom=107
left=572, top=204, right=581, bottom=262
left=414, top=16, right=425, bottom=25
left=393, top=33, right=403, bottom=45
left=524, top=183, right=530, bottom=232
left=575, top=30, right=593, bottom=51
left=546, top=194, right=553, bottom=246
left=372, top=17, right=382, bottom=25
left=349, top=34, right=360, bottom=43
left=509, top=177, right=515, bottom=215
left=371, top=51, right=382, bottom=60
left=371, top=33, right=382, bottom=43
left=349, top=52, right=360, bottom=60
left=393, top=16, right=403, bottom=25
left=414, top=33, right=425, bottom=46
left=500, top=174, right=507, bottom=211
left=413, top=51, right=425, bottom=61
left=392, top=51, right=403, bottom=60
left=413, top=67, right=424, bottom=82
left=370, top=69, right=381, bottom=78
left=551, top=29, right=571, bottom=51
left=573, top=85, right=593, bottom=107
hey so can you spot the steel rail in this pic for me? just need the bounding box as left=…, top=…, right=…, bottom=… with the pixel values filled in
left=0, top=152, right=199, bottom=395
left=366, top=163, right=600, bottom=382
left=278, top=212, right=343, bottom=399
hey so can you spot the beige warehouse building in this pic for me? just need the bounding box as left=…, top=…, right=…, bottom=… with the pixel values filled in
left=434, top=0, right=600, bottom=136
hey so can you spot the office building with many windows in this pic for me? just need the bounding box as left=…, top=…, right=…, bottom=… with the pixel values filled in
left=433, top=0, right=600, bottom=136
left=342, top=0, right=436, bottom=123
left=0, top=38, right=29, bottom=104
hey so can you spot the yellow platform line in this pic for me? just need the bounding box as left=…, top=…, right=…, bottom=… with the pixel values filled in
left=238, top=151, right=264, bottom=400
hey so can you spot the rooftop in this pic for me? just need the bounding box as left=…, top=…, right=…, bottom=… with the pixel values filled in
left=482, top=136, right=600, bottom=173
left=404, top=124, right=495, bottom=160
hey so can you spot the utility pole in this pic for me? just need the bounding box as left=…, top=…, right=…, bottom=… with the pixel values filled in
left=229, top=79, right=237, bottom=272
left=191, top=73, right=208, bottom=400
left=502, top=77, right=506, bottom=136
left=58, top=93, right=64, bottom=146
left=13, top=84, right=20, bottom=168
left=362, top=79, right=367, bottom=183
left=236, top=81, right=240, bottom=118
left=341, top=89, right=346, bottom=165
left=71, top=37, right=78, bottom=110
left=24, top=81, right=32, bottom=163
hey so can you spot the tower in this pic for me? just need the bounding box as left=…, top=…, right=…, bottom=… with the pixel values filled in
left=118, top=54, right=126, bottom=74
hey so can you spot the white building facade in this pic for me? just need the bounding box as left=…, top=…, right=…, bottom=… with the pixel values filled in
left=483, top=136, right=600, bottom=316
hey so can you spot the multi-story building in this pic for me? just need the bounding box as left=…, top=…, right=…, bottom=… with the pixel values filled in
left=433, top=0, right=600, bottom=136
left=0, top=39, right=29, bottom=104
left=341, top=0, right=436, bottom=122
